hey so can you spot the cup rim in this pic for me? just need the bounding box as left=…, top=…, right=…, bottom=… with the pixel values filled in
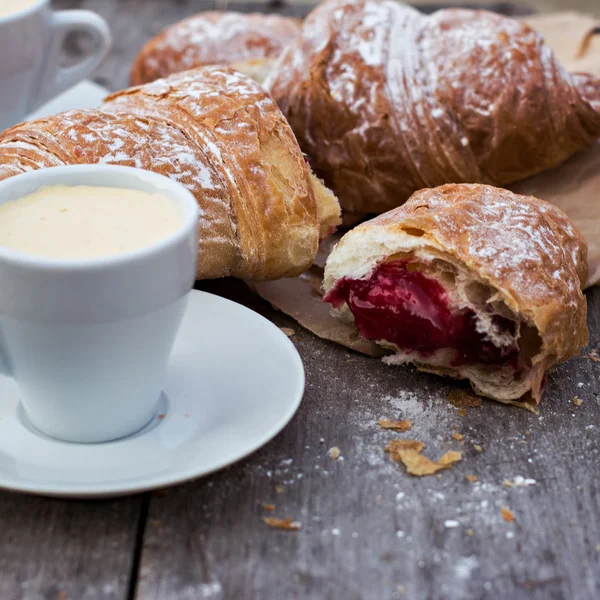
left=0, top=165, right=199, bottom=272
left=0, top=0, right=48, bottom=23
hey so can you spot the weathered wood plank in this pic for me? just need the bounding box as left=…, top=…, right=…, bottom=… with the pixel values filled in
left=132, top=281, right=600, bottom=600
left=4, top=1, right=600, bottom=599
left=0, top=493, right=145, bottom=600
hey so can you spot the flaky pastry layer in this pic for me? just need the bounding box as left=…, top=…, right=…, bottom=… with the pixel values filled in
left=0, top=67, right=341, bottom=281
left=323, top=184, right=588, bottom=408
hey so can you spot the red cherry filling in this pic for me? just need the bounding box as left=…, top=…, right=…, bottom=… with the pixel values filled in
left=324, top=261, right=518, bottom=367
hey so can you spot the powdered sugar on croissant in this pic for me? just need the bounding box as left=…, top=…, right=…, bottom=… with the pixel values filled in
left=323, top=184, right=588, bottom=409
left=130, top=11, right=301, bottom=86
left=267, top=0, right=600, bottom=214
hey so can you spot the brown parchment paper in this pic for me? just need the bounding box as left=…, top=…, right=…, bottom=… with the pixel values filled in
left=252, top=12, right=600, bottom=355
left=514, top=11, right=600, bottom=287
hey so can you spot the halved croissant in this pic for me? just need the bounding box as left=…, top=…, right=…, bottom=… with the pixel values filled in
left=0, top=66, right=341, bottom=281
left=266, top=0, right=600, bottom=214
left=323, top=184, right=588, bottom=409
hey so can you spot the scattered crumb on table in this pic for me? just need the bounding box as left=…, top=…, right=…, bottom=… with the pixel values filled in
left=263, top=517, right=302, bottom=531
left=275, top=485, right=284, bottom=494
left=587, top=349, right=600, bottom=363
left=466, top=528, right=474, bottom=537
left=451, top=432, right=464, bottom=441
left=385, top=439, right=424, bottom=453
left=262, top=503, right=275, bottom=512
left=385, top=439, right=462, bottom=476
left=465, top=474, right=479, bottom=482
left=328, top=446, right=341, bottom=460
left=377, top=418, right=412, bottom=432
left=501, top=506, right=515, bottom=523
left=573, top=396, right=583, bottom=406
left=473, top=444, right=483, bottom=452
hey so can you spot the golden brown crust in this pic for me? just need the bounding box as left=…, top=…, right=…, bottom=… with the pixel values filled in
left=0, top=67, right=339, bottom=281
left=267, top=0, right=600, bottom=214
left=130, top=11, right=301, bottom=86
left=323, top=183, right=588, bottom=405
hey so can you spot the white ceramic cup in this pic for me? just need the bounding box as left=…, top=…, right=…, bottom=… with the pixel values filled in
left=0, top=0, right=111, bottom=131
left=0, top=165, right=199, bottom=443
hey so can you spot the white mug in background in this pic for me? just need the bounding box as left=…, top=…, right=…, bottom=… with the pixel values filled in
left=0, top=165, right=199, bottom=443
left=0, top=0, right=111, bottom=131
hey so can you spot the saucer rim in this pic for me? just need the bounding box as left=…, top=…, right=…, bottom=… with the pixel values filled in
left=0, top=290, right=305, bottom=498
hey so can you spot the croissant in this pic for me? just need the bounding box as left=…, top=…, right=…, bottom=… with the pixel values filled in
left=131, top=11, right=301, bottom=86
left=0, top=66, right=341, bottom=281
left=323, top=184, right=588, bottom=409
left=266, top=0, right=600, bottom=215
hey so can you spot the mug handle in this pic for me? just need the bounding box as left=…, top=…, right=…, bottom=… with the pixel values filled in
left=33, top=10, right=112, bottom=109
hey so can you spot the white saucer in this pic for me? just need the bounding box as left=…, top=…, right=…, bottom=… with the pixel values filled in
left=0, top=290, right=304, bottom=498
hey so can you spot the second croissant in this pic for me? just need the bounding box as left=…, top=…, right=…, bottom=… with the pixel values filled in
left=267, top=0, right=600, bottom=215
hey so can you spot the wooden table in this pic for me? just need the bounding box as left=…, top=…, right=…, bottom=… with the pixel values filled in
left=2, top=1, right=600, bottom=599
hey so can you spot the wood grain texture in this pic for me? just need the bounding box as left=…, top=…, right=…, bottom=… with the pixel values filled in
left=2, top=1, right=599, bottom=600
left=0, top=493, right=144, bottom=600
left=132, top=280, right=600, bottom=600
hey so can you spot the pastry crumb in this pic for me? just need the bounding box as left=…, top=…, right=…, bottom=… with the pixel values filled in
left=448, top=389, right=482, bottom=409
left=504, top=476, right=536, bottom=487
left=573, top=396, right=583, bottom=406
left=263, top=516, right=301, bottom=531
left=501, top=506, right=515, bottom=523
left=385, top=439, right=461, bottom=476
left=280, top=327, right=295, bottom=337
left=466, top=528, right=474, bottom=537
left=385, top=439, right=425, bottom=453
left=262, top=503, right=275, bottom=512
left=473, top=444, right=483, bottom=452
left=275, top=485, right=284, bottom=494
left=451, top=432, right=464, bottom=441
left=157, top=413, right=165, bottom=420
left=377, top=418, right=412, bottom=432
left=457, top=408, right=468, bottom=417
left=465, top=474, right=479, bottom=483
left=587, top=349, right=600, bottom=363
left=328, top=446, right=341, bottom=460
